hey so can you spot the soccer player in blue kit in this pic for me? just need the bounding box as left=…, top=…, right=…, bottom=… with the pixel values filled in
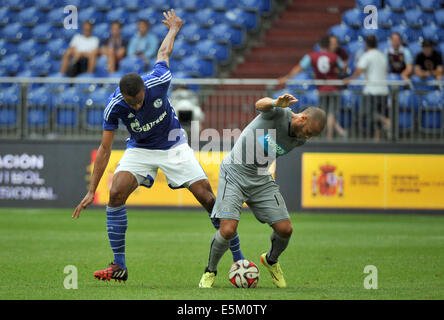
left=72, top=10, right=244, bottom=282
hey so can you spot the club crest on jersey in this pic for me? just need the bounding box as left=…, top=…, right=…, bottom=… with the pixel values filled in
left=127, top=113, right=135, bottom=118
left=154, top=98, right=163, bottom=108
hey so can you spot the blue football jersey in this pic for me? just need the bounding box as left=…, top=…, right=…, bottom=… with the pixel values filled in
left=103, top=60, right=186, bottom=150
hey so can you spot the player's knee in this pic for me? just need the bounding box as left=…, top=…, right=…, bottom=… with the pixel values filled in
left=219, top=221, right=237, bottom=240
left=275, top=222, right=293, bottom=239
left=108, top=188, right=127, bottom=207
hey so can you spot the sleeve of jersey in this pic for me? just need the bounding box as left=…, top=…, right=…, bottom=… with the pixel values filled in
left=102, top=96, right=119, bottom=131
left=142, top=60, right=172, bottom=92
left=260, top=107, right=284, bottom=120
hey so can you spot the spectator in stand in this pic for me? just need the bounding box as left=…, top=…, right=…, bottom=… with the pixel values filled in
left=278, top=36, right=346, bottom=140
left=344, top=35, right=389, bottom=141
left=60, top=21, right=100, bottom=77
left=414, top=39, right=443, bottom=81
left=385, top=32, right=413, bottom=81
left=99, top=21, right=128, bottom=74
left=329, top=35, right=349, bottom=78
left=127, top=19, right=159, bottom=71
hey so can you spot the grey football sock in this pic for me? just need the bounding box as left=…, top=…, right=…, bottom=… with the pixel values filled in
left=266, top=231, right=291, bottom=265
left=207, top=230, right=232, bottom=273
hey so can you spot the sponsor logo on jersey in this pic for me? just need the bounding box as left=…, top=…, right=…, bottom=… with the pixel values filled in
left=258, top=133, right=287, bottom=157
left=130, top=111, right=167, bottom=133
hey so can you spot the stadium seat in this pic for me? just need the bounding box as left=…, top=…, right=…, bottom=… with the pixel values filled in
left=79, top=7, right=105, bottom=25
left=17, top=39, right=44, bottom=60
left=106, top=8, right=137, bottom=25
left=346, top=40, right=365, bottom=58
left=418, top=0, right=441, bottom=12
left=43, top=73, right=70, bottom=92
left=0, top=40, right=16, bottom=60
left=27, top=86, right=54, bottom=127
left=408, top=42, right=423, bottom=59
left=5, top=0, right=33, bottom=10
left=342, top=9, right=364, bottom=29
left=121, top=23, right=139, bottom=40
left=94, top=55, right=109, bottom=77
left=0, top=85, right=19, bottom=128
left=124, top=0, right=143, bottom=11
left=329, top=24, right=356, bottom=44
left=172, top=40, right=194, bottom=60
left=435, top=9, right=444, bottom=27
left=28, top=55, right=53, bottom=76
left=286, top=73, right=316, bottom=91
left=0, top=54, right=24, bottom=75
left=92, top=23, right=110, bottom=42
left=177, top=0, right=207, bottom=11
left=0, top=7, right=16, bottom=26
left=195, top=40, right=230, bottom=63
left=136, top=7, right=162, bottom=26
left=385, top=0, right=415, bottom=12
left=422, top=24, right=444, bottom=43
left=178, top=24, right=208, bottom=43
left=195, top=8, right=224, bottom=27
left=178, top=55, right=215, bottom=77
left=208, top=24, right=245, bottom=47
left=411, top=75, right=436, bottom=91
left=170, top=8, right=193, bottom=25
left=53, top=87, right=85, bottom=128
left=150, top=23, right=169, bottom=41
left=84, top=88, right=110, bottom=129
left=359, top=27, right=389, bottom=43
left=208, top=0, right=235, bottom=11
left=47, top=7, right=66, bottom=27
left=31, top=23, right=55, bottom=42
left=438, top=42, right=444, bottom=57
left=403, top=9, right=427, bottom=28
left=224, top=8, right=259, bottom=30
left=378, top=9, right=396, bottom=29
left=18, top=7, right=47, bottom=27
left=239, top=0, right=272, bottom=14
left=3, top=22, right=29, bottom=42
left=62, top=26, right=79, bottom=41
left=420, top=91, right=443, bottom=131
left=398, top=89, right=420, bottom=112
left=391, top=25, right=415, bottom=44
left=94, top=0, right=112, bottom=11
left=74, top=73, right=98, bottom=94
left=150, top=0, right=172, bottom=10
left=34, top=0, right=56, bottom=11
left=355, top=0, right=381, bottom=8
left=45, top=38, right=68, bottom=59
left=119, top=56, right=145, bottom=74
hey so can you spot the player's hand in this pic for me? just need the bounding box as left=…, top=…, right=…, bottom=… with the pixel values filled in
left=162, top=9, right=183, bottom=31
left=72, top=191, right=95, bottom=219
left=275, top=94, right=298, bottom=108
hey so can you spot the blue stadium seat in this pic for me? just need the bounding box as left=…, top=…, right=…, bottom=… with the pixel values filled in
left=418, top=0, right=440, bottom=12
left=178, top=55, right=215, bottom=77
left=62, top=27, right=78, bottom=41
left=408, top=42, right=423, bottom=59
left=124, top=0, right=143, bottom=11
left=3, top=22, right=29, bottom=42
left=92, top=23, right=110, bottom=42
left=170, top=8, right=193, bottom=25
left=403, top=9, right=427, bottom=28
left=79, top=7, right=105, bottom=25
left=5, top=0, right=34, bottom=10
left=239, top=0, right=271, bottom=14
left=84, top=88, right=110, bottom=128
left=435, top=9, right=444, bottom=27
left=411, top=75, right=435, bottom=91
left=208, top=0, right=235, bottom=11
left=94, top=55, right=109, bottom=77
left=18, top=7, right=47, bottom=27
left=0, top=85, right=19, bottom=128
left=47, top=7, right=66, bottom=27
left=391, top=25, right=415, bottom=43
left=378, top=9, right=396, bottom=29
left=119, top=56, right=145, bottom=74
left=359, top=27, right=389, bottom=43
left=27, top=86, right=54, bottom=127
left=355, top=0, right=381, bottom=8
left=0, top=54, right=24, bottom=75
left=177, top=0, right=207, bottom=11
left=208, top=24, right=245, bottom=47
left=438, top=42, right=444, bottom=57
left=34, top=0, right=56, bottom=11
left=286, top=73, right=316, bottom=91
left=195, top=40, right=230, bottom=63
left=74, top=73, right=98, bottom=93
left=150, top=23, right=169, bottom=41
left=150, top=0, right=171, bottom=10
left=29, top=55, right=53, bottom=76
left=32, top=23, right=55, bottom=42
left=329, top=24, right=356, bottom=44
left=0, top=39, right=16, bottom=60
left=136, top=8, right=163, bottom=26
left=94, top=0, right=112, bottom=11
left=45, top=38, right=68, bottom=59
left=420, top=91, right=443, bottom=131
left=422, top=24, right=444, bottom=43
left=346, top=40, right=365, bottom=58
left=172, top=40, right=194, bottom=59
left=385, top=0, right=415, bottom=12
left=178, top=24, right=208, bottom=43
left=53, top=87, right=85, bottom=128
left=106, top=8, right=137, bottom=25
left=0, top=7, right=16, bottom=26
left=224, top=8, right=258, bottom=30
left=342, top=8, right=364, bottom=28
left=17, top=39, right=44, bottom=60
left=398, top=90, right=419, bottom=112
left=121, top=23, right=138, bottom=40
left=195, top=8, right=224, bottom=27
left=43, top=73, right=70, bottom=92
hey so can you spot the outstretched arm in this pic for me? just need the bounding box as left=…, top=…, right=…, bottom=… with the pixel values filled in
left=73, top=130, right=115, bottom=218
left=255, top=94, right=299, bottom=112
left=156, top=9, right=183, bottom=67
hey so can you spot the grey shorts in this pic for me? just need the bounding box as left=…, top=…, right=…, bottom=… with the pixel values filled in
left=211, top=163, right=290, bottom=225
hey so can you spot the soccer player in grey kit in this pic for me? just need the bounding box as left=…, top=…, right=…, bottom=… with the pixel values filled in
left=199, top=94, right=326, bottom=288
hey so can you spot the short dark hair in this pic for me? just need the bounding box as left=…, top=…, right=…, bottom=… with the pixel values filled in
left=365, top=35, right=377, bottom=49
left=111, top=20, right=122, bottom=27
left=422, top=38, right=434, bottom=48
left=119, top=73, right=145, bottom=97
left=319, top=35, right=330, bottom=50
left=303, top=106, right=327, bottom=135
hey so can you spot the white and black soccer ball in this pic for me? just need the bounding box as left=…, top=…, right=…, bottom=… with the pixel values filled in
left=228, top=259, right=259, bottom=288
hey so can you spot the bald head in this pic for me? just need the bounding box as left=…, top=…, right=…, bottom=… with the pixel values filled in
left=302, top=106, right=327, bottom=137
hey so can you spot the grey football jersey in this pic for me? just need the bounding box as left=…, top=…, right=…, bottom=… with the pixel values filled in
left=223, top=107, right=306, bottom=176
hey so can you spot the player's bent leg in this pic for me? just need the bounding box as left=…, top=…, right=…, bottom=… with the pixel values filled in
left=95, top=171, right=139, bottom=282
left=260, top=219, right=292, bottom=288
left=199, top=219, right=239, bottom=288
left=189, top=179, right=245, bottom=262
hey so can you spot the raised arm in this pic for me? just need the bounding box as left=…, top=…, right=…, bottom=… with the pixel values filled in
left=255, top=94, right=299, bottom=112
left=156, top=9, right=183, bottom=67
left=73, top=130, right=115, bottom=218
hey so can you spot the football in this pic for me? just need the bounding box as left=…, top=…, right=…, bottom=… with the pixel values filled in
left=228, top=259, right=260, bottom=288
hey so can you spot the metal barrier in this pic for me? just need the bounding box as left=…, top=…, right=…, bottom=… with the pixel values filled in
left=0, top=77, right=443, bottom=143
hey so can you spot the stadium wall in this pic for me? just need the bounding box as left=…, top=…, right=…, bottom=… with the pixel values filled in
left=1, top=140, right=443, bottom=213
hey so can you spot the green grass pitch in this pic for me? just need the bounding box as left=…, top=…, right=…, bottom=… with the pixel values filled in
left=0, top=208, right=443, bottom=300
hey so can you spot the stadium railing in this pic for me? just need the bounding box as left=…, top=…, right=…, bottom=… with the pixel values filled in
left=0, top=77, right=443, bottom=144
